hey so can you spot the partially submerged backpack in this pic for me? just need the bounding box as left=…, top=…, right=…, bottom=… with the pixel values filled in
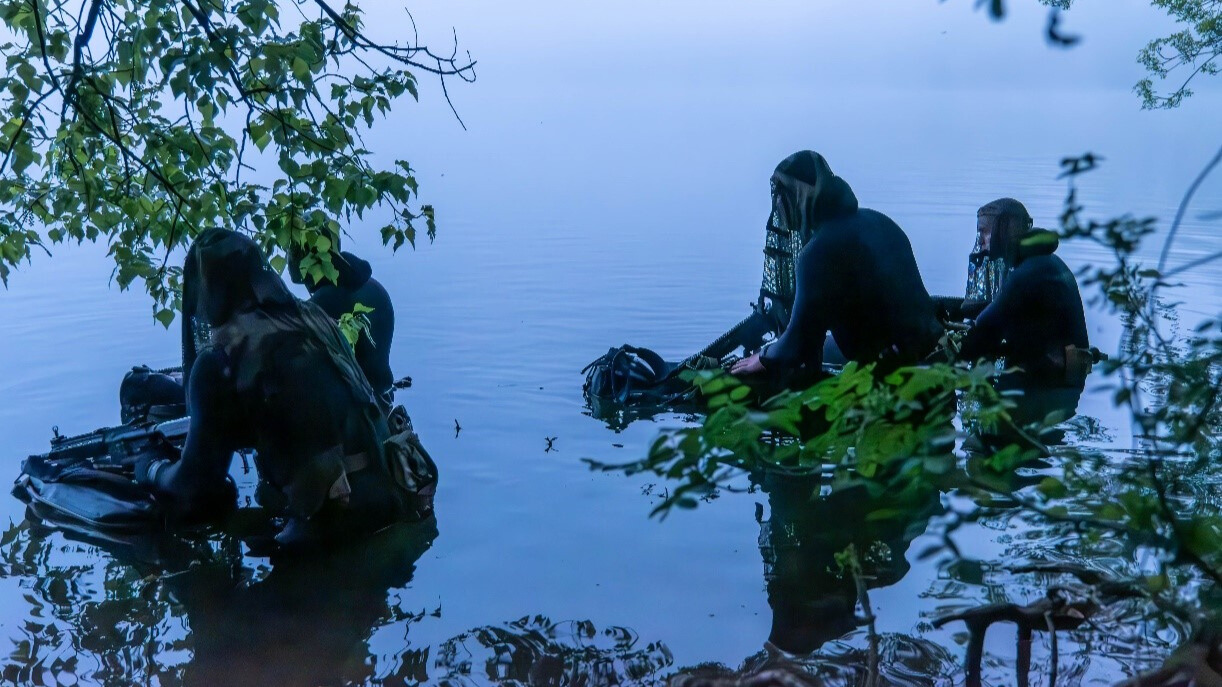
left=382, top=405, right=439, bottom=520
left=582, top=345, right=718, bottom=407
left=12, top=420, right=185, bottom=538
left=119, top=365, right=186, bottom=424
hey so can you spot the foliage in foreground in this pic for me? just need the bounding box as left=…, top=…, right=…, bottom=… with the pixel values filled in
left=992, top=0, right=1221, bottom=109
left=0, top=0, right=474, bottom=322
left=592, top=154, right=1222, bottom=681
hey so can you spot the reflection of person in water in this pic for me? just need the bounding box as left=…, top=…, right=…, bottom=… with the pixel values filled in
left=0, top=515, right=437, bottom=685
left=754, top=471, right=942, bottom=654
left=165, top=518, right=438, bottom=687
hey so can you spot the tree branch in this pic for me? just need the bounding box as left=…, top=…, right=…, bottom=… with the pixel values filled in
left=62, top=0, right=103, bottom=116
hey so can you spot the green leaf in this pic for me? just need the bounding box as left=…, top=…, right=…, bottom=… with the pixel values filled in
left=292, top=57, right=311, bottom=82
left=1037, top=477, right=1068, bottom=499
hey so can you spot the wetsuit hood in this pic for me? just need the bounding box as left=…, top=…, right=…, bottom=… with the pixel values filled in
left=1016, top=228, right=1060, bottom=263
left=181, top=229, right=294, bottom=393
left=981, top=197, right=1036, bottom=264
left=293, top=249, right=374, bottom=293
left=327, top=251, right=373, bottom=291
left=770, top=151, right=859, bottom=242
left=183, top=229, right=294, bottom=324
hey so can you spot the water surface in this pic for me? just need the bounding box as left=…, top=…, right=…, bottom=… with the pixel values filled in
left=0, top=1, right=1220, bottom=684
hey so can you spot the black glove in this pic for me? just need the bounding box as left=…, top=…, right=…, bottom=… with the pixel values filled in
left=133, top=456, right=171, bottom=489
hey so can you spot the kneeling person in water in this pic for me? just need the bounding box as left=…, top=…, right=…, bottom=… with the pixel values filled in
left=140, top=229, right=427, bottom=545
left=289, top=231, right=397, bottom=408
left=958, top=198, right=1091, bottom=388
left=730, top=151, right=943, bottom=378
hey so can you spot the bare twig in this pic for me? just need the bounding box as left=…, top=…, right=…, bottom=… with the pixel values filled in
left=1046, top=610, right=1059, bottom=687
left=310, top=0, right=475, bottom=128
left=1157, top=142, right=1222, bottom=277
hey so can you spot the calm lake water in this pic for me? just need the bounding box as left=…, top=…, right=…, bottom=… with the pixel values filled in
left=0, top=2, right=1220, bottom=685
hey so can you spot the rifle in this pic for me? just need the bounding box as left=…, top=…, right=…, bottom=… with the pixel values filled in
left=695, top=301, right=785, bottom=362
left=36, top=417, right=190, bottom=474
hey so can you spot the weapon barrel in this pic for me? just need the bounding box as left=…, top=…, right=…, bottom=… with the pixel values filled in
left=698, top=309, right=775, bottom=360
left=41, top=417, right=189, bottom=466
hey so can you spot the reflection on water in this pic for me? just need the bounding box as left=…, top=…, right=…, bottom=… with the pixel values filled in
left=434, top=616, right=673, bottom=685
left=0, top=475, right=961, bottom=686
left=0, top=517, right=439, bottom=686
left=661, top=472, right=961, bottom=687
left=755, top=472, right=940, bottom=655
left=669, top=635, right=958, bottom=687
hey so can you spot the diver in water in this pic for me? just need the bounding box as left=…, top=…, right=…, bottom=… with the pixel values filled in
left=958, top=199, right=1092, bottom=439
left=934, top=199, right=1017, bottom=324
left=139, top=229, right=432, bottom=546
left=288, top=231, right=397, bottom=408
left=119, top=230, right=396, bottom=424
left=730, top=151, right=943, bottom=380
left=958, top=198, right=1090, bottom=388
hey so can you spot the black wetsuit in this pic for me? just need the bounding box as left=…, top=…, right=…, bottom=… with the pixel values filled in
left=959, top=233, right=1088, bottom=387
left=148, top=230, right=416, bottom=543
left=158, top=305, right=405, bottom=537
left=306, top=251, right=395, bottom=399
left=761, top=209, right=943, bottom=373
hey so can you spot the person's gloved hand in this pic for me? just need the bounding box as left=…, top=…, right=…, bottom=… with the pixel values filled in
left=729, top=352, right=768, bottom=377
left=133, top=455, right=171, bottom=489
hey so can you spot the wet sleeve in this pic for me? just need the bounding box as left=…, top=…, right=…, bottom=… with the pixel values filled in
left=761, top=242, right=830, bottom=370
left=153, top=348, right=238, bottom=509
left=959, top=291, right=1007, bottom=362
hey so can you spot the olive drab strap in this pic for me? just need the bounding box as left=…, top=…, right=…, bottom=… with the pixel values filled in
left=215, top=299, right=381, bottom=409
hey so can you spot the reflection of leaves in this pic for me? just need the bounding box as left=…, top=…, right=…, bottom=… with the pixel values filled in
left=434, top=615, right=674, bottom=685
left=670, top=633, right=958, bottom=687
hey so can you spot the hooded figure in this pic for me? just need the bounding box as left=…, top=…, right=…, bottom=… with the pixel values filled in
left=959, top=199, right=1090, bottom=387
left=145, top=229, right=429, bottom=546
left=289, top=235, right=396, bottom=405
left=732, top=151, right=943, bottom=378
left=965, top=198, right=1030, bottom=304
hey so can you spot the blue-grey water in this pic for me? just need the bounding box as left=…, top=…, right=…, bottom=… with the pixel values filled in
left=0, top=1, right=1220, bottom=684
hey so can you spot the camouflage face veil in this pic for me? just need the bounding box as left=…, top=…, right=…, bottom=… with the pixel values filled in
left=965, top=198, right=1033, bottom=302
left=759, top=151, right=859, bottom=314
left=181, top=229, right=294, bottom=388
left=761, top=176, right=806, bottom=313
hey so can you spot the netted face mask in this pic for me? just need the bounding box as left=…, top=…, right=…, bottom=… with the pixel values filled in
left=965, top=214, right=1009, bottom=303
left=760, top=179, right=806, bottom=313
